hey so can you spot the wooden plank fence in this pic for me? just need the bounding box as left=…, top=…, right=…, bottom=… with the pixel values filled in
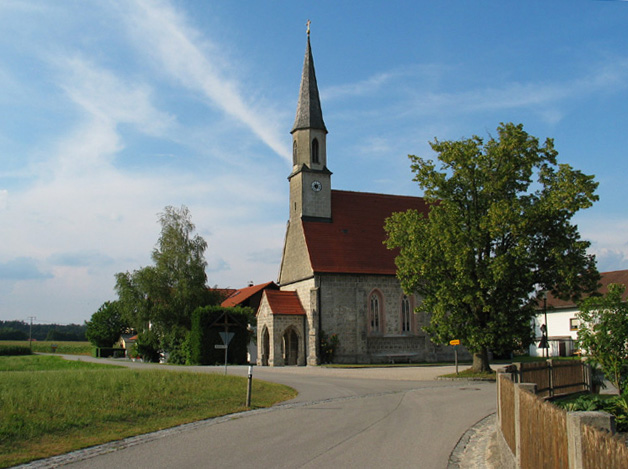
left=503, top=359, right=590, bottom=398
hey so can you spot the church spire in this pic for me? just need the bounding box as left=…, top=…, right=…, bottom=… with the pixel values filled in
left=291, top=22, right=327, bottom=134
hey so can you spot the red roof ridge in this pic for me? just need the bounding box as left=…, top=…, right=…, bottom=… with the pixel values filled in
left=265, top=290, right=306, bottom=316
left=221, top=281, right=277, bottom=307
left=544, top=269, right=628, bottom=309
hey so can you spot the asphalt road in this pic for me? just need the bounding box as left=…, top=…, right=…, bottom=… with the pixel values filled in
left=29, top=358, right=496, bottom=469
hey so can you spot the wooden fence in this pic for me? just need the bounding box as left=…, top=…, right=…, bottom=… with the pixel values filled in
left=503, top=359, right=590, bottom=398
left=496, top=372, right=627, bottom=468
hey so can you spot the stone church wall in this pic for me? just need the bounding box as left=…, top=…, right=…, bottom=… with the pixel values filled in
left=317, top=273, right=455, bottom=364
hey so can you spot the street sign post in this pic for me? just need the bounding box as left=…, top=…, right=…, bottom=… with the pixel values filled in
left=450, top=340, right=461, bottom=374
left=218, top=331, right=235, bottom=375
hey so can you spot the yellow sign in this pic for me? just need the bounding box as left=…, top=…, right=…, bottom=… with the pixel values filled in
left=449, top=339, right=461, bottom=346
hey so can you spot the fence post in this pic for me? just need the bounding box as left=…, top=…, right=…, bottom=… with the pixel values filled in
left=548, top=359, right=554, bottom=398
left=566, top=411, right=615, bottom=469
left=515, top=382, right=537, bottom=467
left=514, top=362, right=523, bottom=383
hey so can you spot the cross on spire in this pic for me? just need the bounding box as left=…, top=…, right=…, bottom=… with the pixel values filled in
left=306, top=19, right=311, bottom=37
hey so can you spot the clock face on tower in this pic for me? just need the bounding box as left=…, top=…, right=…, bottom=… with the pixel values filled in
left=311, top=180, right=322, bottom=192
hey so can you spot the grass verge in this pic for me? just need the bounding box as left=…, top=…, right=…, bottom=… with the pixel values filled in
left=0, top=356, right=296, bottom=467
left=439, top=368, right=497, bottom=381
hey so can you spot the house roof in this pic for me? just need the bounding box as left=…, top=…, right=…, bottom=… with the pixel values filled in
left=302, top=190, right=429, bottom=275
left=544, top=269, right=628, bottom=309
left=264, top=290, right=306, bottom=316
left=221, top=281, right=278, bottom=307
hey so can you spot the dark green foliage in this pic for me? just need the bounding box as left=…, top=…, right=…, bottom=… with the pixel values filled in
left=0, top=327, right=28, bottom=340
left=131, top=329, right=162, bottom=363
left=320, top=331, right=339, bottom=364
left=577, top=283, right=628, bottom=393
left=385, top=123, right=599, bottom=372
left=0, top=345, right=32, bottom=356
left=189, top=306, right=253, bottom=365
left=45, top=328, right=85, bottom=342
left=85, top=301, right=127, bottom=348
left=554, top=394, right=628, bottom=432
left=0, top=321, right=86, bottom=341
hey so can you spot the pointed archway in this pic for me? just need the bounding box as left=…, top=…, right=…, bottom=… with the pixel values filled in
left=261, top=327, right=270, bottom=366
left=283, top=327, right=299, bottom=366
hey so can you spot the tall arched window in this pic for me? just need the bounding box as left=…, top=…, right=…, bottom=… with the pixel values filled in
left=369, top=291, right=383, bottom=334
left=401, top=295, right=412, bottom=333
left=311, top=138, right=319, bottom=164
left=293, top=140, right=298, bottom=165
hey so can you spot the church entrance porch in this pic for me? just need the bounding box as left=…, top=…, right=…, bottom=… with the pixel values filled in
left=283, top=327, right=299, bottom=365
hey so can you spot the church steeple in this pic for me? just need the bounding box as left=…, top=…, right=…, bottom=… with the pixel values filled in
left=291, top=33, right=327, bottom=134
left=288, top=22, right=331, bottom=222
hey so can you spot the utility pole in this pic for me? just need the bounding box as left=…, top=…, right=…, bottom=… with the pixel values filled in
left=27, top=316, right=36, bottom=350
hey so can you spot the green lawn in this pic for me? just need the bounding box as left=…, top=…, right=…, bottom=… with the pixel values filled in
left=0, top=355, right=297, bottom=467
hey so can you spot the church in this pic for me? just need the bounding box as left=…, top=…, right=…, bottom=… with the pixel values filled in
left=252, top=32, right=457, bottom=366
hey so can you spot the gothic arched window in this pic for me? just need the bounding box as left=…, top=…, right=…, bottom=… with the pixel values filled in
left=369, top=290, right=384, bottom=334
left=311, top=138, right=319, bottom=164
left=401, top=295, right=412, bottom=334
left=293, top=140, right=298, bottom=165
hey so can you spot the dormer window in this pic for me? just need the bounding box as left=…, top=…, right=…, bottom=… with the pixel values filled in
left=311, top=138, right=319, bottom=164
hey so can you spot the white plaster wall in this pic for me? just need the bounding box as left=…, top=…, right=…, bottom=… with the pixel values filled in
left=529, top=307, right=579, bottom=357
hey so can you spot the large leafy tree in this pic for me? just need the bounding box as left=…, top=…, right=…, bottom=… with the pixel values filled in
left=385, top=123, right=599, bottom=372
left=115, top=205, right=216, bottom=362
left=577, top=283, right=628, bottom=394
left=85, top=301, right=126, bottom=348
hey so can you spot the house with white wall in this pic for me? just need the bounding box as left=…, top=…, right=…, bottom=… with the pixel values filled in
left=529, top=269, right=628, bottom=357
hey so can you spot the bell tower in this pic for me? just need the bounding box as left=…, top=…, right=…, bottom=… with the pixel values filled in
left=288, top=23, right=332, bottom=222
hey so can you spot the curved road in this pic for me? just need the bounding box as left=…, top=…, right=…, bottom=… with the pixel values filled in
left=29, top=358, right=496, bottom=468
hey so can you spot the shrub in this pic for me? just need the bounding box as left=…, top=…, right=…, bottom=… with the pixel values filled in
left=320, top=331, right=339, bottom=364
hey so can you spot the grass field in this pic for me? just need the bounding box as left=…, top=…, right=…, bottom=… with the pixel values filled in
left=0, top=340, right=93, bottom=355
left=0, top=355, right=297, bottom=467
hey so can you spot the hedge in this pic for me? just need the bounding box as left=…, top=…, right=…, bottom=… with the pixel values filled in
left=189, top=306, right=253, bottom=365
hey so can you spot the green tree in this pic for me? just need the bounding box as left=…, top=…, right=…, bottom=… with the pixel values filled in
left=115, top=205, right=215, bottom=363
left=577, top=283, right=628, bottom=394
left=85, top=301, right=125, bottom=348
left=385, top=123, right=599, bottom=372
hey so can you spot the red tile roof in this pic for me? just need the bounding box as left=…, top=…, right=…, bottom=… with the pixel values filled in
left=221, top=281, right=278, bottom=307
left=302, top=190, right=429, bottom=275
left=545, top=269, right=628, bottom=309
left=265, top=290, right=306, bottom=315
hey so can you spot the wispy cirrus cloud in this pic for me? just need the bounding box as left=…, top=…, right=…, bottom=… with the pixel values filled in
left=119, top=0, right=290, bottom=162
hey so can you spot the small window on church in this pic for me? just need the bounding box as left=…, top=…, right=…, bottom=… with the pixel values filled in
left=293, top=140, right=297, bottom=165
left=369, top=291, right=383, bottom=334
left=311, top=138, right=319, bottom=164
left=401, top=295, right=412, bottom=334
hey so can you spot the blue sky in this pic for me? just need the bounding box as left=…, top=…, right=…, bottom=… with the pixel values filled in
left=1, top=1, right=627, bottom=325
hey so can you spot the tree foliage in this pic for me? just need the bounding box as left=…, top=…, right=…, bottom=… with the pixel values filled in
left=85, top=301, right=125, bottom=348
left=385, top=123, right=599, bottom=371
left=577, top=283, right=628, bottom=394
left=115, top=205, right=219, bottom=363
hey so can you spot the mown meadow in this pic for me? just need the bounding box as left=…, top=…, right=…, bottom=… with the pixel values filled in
left=0, top=354, right=297, bottom=467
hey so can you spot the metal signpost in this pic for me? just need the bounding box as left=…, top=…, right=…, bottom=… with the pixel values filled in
left=450, top=339, right=461, bottom=374
left=246, top=365, right=253, bottom=407
left=217, top=331, right=235, bottom=375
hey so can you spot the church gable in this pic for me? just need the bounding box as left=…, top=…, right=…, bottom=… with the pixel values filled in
left=302, top=190, right=430, bottom=275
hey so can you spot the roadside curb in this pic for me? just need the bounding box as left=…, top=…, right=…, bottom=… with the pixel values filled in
left=448, top=413, right=496, bottom=469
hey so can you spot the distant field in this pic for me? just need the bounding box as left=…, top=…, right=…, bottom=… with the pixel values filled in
left=0, top=355, right=297, bottom=467
left=0, top=340, right=92, bottom=355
